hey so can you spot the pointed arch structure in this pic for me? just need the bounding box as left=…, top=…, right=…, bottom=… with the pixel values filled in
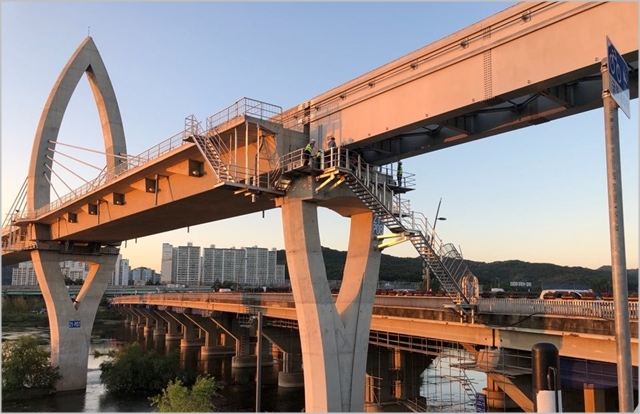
left=27, top=36, right=127, bottom=214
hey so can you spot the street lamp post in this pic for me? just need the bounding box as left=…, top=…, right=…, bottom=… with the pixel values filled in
left=432, top=198, right=447, bottom=233
left=426, top=198, right=447, bottom=292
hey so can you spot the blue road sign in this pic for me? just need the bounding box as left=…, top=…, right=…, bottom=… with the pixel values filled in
left=475, top=392, right=487, bottom=412
left=606, top=36, right=630, bottom=118
left=69, top=320, right=81, bottom=328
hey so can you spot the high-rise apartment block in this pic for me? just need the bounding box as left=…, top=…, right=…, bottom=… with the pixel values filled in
left=11, top=262, right=38, bottom=286
left=60, top=261, right=90, bottom=281
left=11, top=255, right=135, bottom=287
left=111, top=255, right=131, bottom=286
left=162, top=243, right=285, bottom=287
left=171, top=242, right=201, bottom=286
left=160, top=243, right=174, bottom=284
left=131, top=267, right=159, bottom=285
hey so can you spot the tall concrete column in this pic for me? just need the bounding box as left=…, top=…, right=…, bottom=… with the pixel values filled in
left=31, top=249, right=118, bottom=391
left=281, top=199, right=381, bottom=412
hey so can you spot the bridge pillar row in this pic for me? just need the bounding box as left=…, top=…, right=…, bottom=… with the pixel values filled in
left=131, top=307, right=154, bottom=334
left=153, top=309, right=183, bottom=341
left=279, top=197, right=381, bottom=412
left=183, top=313, right=235, bottom=357
left=31, top=249, right=118, bottom=392
left=164, top=312, right=204, bottom=348
left=137, top=308, right=166, bottom=337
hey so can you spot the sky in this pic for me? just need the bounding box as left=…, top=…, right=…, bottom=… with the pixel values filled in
left=1, top=2, right=638, bottom=274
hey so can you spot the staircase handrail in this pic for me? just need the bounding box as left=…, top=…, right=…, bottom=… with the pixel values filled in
left=338, top=153, right=471, bottom=303
left=207, top=126, right=237, bottom=175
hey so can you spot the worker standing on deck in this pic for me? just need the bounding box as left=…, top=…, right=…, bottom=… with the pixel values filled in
left=303, top=139, right=316, bottom=166
left=397, top=161, right=403, bottom=186
left=326, top=135, right=337, bottom=168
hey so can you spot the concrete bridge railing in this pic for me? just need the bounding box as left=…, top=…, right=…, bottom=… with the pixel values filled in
left=477, top=297, right=638, bottom=320
left=110, top=292, right=639, bottom=321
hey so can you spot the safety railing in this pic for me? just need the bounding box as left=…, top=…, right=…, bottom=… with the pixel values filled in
left=206, top=97, right=283, bottom=130
left=2, top=178, right=27, bottom=230
left=109, top=293, right=639, bottom=321
left=11, top=130, right=189, bottom=222
left=477, top=297, right=638, bottom=320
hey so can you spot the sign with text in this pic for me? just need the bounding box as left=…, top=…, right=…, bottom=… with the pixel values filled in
left=606, top=36, right=630, bottom=118
left=69, top=320, right=81, bottom=328
left=475, top=392, right=487, bottom=412
left=510, top=281, right=532, bottom=287
left=373, top=215, right=384, bottom=236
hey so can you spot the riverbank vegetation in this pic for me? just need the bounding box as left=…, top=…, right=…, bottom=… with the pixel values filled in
left=1, top=335, right=61, bottom=401
left=149, top=376, right=221, bottom=412
left=99, top=343, right=222, bottom=411
left=99, top=342, right=181, bottom=394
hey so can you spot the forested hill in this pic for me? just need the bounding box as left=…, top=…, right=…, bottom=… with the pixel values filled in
left=276, top=247, right=638, bottom=293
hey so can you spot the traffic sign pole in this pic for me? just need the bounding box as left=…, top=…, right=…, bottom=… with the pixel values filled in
left=600, top=58, right=633, bottom=413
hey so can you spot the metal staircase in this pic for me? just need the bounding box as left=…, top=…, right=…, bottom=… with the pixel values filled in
left=338, top=155, right=472, bottom=304
left=184, top=115, right=236, bottom=183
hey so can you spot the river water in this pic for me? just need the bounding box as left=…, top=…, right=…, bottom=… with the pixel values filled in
left=2, top=321, right=485, bottom=412
left=1, top=322, right=305, bottom=412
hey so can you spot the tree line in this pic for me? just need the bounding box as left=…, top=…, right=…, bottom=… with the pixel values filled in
left=276, top=247, right=638, bottom=294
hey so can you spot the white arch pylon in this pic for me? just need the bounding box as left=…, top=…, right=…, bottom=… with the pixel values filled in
left=27, top=36, right=127, bottom=213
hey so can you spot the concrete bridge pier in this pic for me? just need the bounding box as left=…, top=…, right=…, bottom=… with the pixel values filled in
left=183, top=313, right=234, bottom=357
left=138, top=308, right=167, bottom=339
left=164, top=311, right=204, bottom=348
left=153, top=309, right=183, bottom=341
left=366, top=345, right=393, bottom=406
left=208, top=313, right=238, bottom=352
left=263, top=326, right=304, bottom=388
left=232, top=333, right=274, bottom=368
left=118, top=306, right=139, bottom=327
left=279, top=196, right=381, bottom=412
left=126, top=307, right=144, bottom=328
left=390, top=349, right=431, bottom=401
left=114, top=307, right=134, bottom=325
left=131, top=307, right=155, bottom=335
left=31, top=249, right=118, bottom=392
left=278, top=351, right=304, bottom=388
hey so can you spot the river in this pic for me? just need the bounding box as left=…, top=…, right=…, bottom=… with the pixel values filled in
left=2, top=321, right=485, bottom=412
left=1, top=322, right=305, bottom=412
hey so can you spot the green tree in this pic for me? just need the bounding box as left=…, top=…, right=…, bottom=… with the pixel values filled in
left=2, top=335, right=61, bottom=393
left=149, top=376, right=221, bottom=412
left=149, top=376, right=222, bottom=413
left=99, top=342, right=180, bottom=394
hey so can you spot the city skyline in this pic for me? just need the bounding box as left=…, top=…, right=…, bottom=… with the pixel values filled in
left=2, top=2, right=637, bottom=272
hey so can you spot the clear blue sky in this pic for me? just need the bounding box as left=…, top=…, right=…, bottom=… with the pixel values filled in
left=2, top=2, right=638, bottom=274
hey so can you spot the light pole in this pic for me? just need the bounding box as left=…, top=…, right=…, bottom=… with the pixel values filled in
left=432, top=197, right=447, bottom=233
left=426, top=198, right=447, bottom=292
left=430, top=198, right=447, bottom=247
